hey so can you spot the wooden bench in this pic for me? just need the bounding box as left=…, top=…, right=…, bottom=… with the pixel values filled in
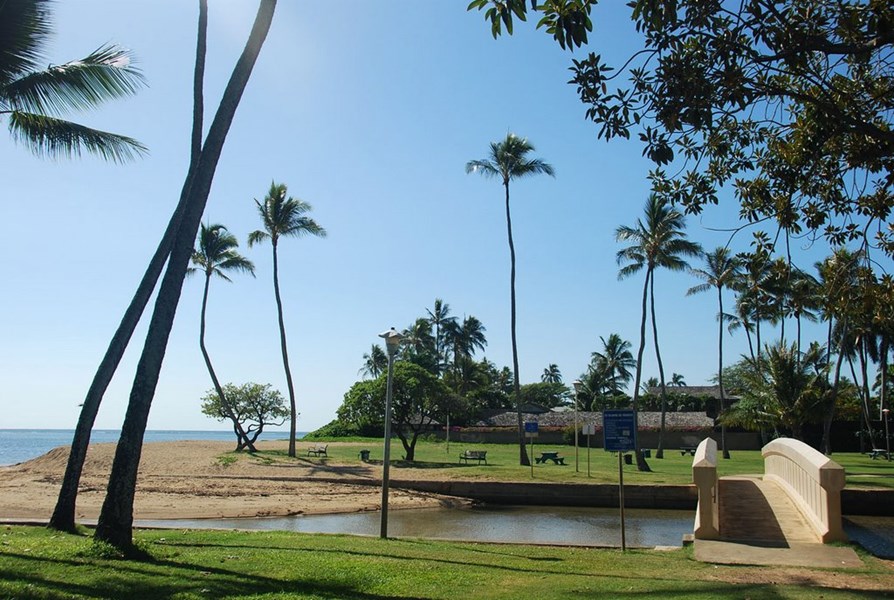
left=459, top=450, right=487, bottom=465
left=680, top=447, right=697, bottom=456
left=536, top=452, right=565, bottom=465
left=868, top=448, right=890, bottom=460
left=306, top=444, right=328, bottom=457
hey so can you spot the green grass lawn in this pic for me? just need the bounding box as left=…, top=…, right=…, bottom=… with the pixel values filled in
left=0, top=526, right=890, bottom=599
left=266, top=438, right=894, bottom=489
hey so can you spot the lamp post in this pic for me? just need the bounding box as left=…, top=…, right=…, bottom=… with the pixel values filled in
left=884, top=408, right=891, bottom=461
left=573, top=380, right=582, bottom=473
left=379, top=327, right=403, bottom=539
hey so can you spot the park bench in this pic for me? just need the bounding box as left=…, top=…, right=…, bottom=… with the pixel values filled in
left=306, top=444, right=328, bottom=457
left=680, top=447, right=698, bottom=456
left=868, top=448, right=890, bottom=460
left=459, top=450, right=487, bottom=465
left=536, top=451, right=565, bottom=465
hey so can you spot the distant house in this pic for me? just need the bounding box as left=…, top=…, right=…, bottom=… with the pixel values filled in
left=473, top=409, right=714, bottom=430
left=646, top=385, right=739, bottom=400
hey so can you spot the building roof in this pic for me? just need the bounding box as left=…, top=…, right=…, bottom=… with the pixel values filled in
left=645, top=385, right=739, bottom=400
left=473, top=410, right=714, bottom=430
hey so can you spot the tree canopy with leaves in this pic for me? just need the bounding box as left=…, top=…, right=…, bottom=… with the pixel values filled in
left=469, top=0, right=894, bottom=259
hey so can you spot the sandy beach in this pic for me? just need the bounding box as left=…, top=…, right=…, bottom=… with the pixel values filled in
left=0, top=440, right=465, bottom=521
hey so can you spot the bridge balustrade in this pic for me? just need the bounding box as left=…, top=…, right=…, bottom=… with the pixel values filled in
left=691, top=437, right=719, bottom=539
left=762, top=438, right=846, bottom=543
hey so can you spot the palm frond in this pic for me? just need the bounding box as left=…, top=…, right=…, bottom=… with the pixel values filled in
left=465, top=159, right=499, bottom=178
left=3, top=45, right=145, bottom=115
left=247, top=230, right=269, bottom=247
left=0, top=0, right=52, bottom=83
left=8, top=110, right=147, bottom=162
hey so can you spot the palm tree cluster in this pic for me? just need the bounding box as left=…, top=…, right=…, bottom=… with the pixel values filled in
left=189, top=182, right=326, bottom=458
left=576, top=334, right=635, bottom=411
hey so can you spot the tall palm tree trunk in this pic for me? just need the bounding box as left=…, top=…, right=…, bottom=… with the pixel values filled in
left=94, top=0, right=277, bottom=550
left=199, top=274, right=254, bottom=452
left=271, top=242, right=299, bottom=457
left=822, top=342, right=847, bottom=454
left=650, top=275, right=669, bottom=459
left=718, top=285, right=730, bottom=458
left=505, top=181, right=530, bottom=466
left=49, top=0, right=210, bottom=533
left=631, top=269, right=652, bottom=472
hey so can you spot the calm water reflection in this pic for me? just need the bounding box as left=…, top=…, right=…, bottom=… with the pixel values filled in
left=141, top=505, right=694, bottom=547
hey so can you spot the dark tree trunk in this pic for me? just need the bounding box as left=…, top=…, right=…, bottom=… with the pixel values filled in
left=93, top=0, right=277, bottom=551
left=200, top=273, right=255, bottom=452
left=504, top=180, right=529, bottom=466
left=630, top=269, right=652, bottom=472
left=48, top=0, right=210, bottom=533
left=718, top=285, right=730, bottom=459
left=270, top=241, right=298, bottom=457
left=650, top=274, right=668, bottom=459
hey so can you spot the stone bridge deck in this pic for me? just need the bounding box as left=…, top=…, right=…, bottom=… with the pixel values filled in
left=693, top=474, right=863, bottom=567
left=719, top=475, right=818, bottom=544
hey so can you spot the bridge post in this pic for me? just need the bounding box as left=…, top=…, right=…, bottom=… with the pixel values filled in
left=762, top=438, right=847, bottom=543
left=692, top=437, right=719, bottom=539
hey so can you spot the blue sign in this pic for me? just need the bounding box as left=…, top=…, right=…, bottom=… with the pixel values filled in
left=524, top=421, right=538, bottom=437
left=603, top=410, right=636, bottom=451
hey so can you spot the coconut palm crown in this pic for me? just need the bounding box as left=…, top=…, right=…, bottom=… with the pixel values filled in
left=191, top=223, right=255, bottom=281
left=1, top=0, right=147, bottom=161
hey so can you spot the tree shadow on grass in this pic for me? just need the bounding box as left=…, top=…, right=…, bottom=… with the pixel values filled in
left=0, top=549, right=430, bottom=600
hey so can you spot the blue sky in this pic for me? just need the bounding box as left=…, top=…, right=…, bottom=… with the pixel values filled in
left=1, top=1, right=845, bottom=432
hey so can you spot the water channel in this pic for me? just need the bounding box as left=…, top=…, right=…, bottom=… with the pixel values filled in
left=140, top=506, right=695, bottom=547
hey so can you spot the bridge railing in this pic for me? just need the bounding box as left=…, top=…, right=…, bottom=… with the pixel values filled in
left=762, top=438, right=846, bottom=543
left=691, top=437, right=719, bottom=539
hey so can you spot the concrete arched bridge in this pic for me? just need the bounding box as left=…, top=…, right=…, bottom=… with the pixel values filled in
left=690, top=437, right=862, bottom=567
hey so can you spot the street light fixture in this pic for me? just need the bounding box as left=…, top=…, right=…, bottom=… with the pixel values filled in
left=573, top=380, right=583, bottom=473
left=379, top=327, right=403, bottom=539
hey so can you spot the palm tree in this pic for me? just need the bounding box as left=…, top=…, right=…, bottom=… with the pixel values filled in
left=671, top=373, right=686, bottom=387
left=426, top=299, right=456, bottom=376
left=94, top=0, right=278, bottom=551
left=248, top=181, right=326, bottom=458
left=360, top=344, right=387, bottom=379
left=687, top=246, right=741, bottom=459
left=1, top=0, right=146, bottom=161
left=50, top=0, right=209, bottom=534
left=617, top=195, right=702, bottom=466
left=541, top=364, right=562, bottom=384
left=467, top=133, right=554, bottom=466
left=190, top=223, right=255, bottom=449
left=591, top=334, right=635, bottom=396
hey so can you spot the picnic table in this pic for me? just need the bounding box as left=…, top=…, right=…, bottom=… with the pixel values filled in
left=868, top=448, right=890, bottom=460
left=680, top=447, right=697, bottom=456
left=536, top=451, right=565, bottom=465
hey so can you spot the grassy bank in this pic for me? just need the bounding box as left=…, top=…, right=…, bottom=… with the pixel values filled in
left=251, top=439, right=894, bottom=489
left=1, top=526, right=890, bottom=599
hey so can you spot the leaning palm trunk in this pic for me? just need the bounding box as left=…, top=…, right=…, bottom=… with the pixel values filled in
left=650, top=275, right=669, bottom=459
left=49, top=0, right=210, bottom=533
left=270, top=241, right=299, bottom=457
left=630, top=270, right=652, bottom=472
left=505, top=182, right=530, bottom=466
left=94, top=0, right=276, bottom=550
left=199, top=273, right=254, bottom=452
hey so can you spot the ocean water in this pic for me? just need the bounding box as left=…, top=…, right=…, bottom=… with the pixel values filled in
left=0, top=429, right=302, bottom=467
